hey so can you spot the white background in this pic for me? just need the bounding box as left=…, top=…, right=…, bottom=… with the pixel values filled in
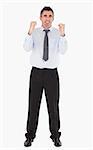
left=0, top=0, right=93, bottom=150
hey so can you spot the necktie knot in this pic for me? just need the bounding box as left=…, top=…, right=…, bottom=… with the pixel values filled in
left=43, top=29, right=50, bottom=34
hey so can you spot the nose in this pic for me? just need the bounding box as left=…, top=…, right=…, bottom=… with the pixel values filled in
left=46, top=18, right=50, bottom=22
left=46, top=16, right=50, bottom=20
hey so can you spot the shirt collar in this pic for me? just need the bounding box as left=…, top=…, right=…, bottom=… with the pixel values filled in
left=41, top=26, right=53, bottom=32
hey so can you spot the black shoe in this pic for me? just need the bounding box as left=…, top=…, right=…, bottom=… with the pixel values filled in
left=52, top=138, right=62, bottom=147
left=24, top=138, right=33, bottom=147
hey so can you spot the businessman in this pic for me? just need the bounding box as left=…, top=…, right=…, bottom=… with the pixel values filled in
left=23, top=6, right=67, bottom=147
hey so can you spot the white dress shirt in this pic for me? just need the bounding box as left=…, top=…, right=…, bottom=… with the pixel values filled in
left=23, top=26, right=67, bottom=69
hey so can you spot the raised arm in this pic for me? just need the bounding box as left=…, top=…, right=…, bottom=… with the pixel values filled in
left=23, top=21, right=37, bottom=52
left=58, top=23, right=67, bottom=54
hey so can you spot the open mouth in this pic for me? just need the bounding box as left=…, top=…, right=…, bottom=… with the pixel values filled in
left=45, top=21, right=50, bottom=24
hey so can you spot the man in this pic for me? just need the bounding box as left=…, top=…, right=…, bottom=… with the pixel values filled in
left=23, top=6, right=67, bottom=147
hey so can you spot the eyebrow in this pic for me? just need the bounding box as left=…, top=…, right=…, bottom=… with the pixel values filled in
left=43, top=14, right=53, bottom=17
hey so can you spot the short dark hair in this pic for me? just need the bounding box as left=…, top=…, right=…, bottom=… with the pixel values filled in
left=40, top=6, right=54, bottom=16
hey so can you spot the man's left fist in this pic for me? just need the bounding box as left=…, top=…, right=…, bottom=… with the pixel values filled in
left=58, top=23, right=65, bottom=36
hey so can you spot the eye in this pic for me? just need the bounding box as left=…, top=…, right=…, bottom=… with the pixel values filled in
left=44, top=15, right=47, bottom=17
left=49, top=15, right=52, bottom=17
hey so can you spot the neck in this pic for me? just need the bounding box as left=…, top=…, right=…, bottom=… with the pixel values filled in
left=42, top=25, right=52, bottom=29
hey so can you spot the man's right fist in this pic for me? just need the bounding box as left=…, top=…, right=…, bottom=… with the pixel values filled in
left=28, top=21, right=37, bottom=35
left=30, top=21, right=37, bottom=28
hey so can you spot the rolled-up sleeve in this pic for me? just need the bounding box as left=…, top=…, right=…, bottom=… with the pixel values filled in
left=58, top=36, right=68, bottom=54
left=23, top=34, right=34, bottom=52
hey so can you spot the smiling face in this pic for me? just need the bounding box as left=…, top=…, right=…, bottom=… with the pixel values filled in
left=40, top=10, right=54, bottom=29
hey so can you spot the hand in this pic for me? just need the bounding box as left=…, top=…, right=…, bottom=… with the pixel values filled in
left=58, top=23, right=65, bottom=36
left=28, top=21, right=37, bottom=35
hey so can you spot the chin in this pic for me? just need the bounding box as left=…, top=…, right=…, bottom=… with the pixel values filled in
left=44, top=25, right=51, bottom=29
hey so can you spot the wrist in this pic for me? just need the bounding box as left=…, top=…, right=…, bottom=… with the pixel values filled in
left=61, top=33, right=65, bottom=37
left=28, top=30, right=32, bottom=35
left=28, top=32, right=31, bottom=35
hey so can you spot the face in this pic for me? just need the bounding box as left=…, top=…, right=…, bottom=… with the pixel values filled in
left=40, top=10, right=54, bottom=29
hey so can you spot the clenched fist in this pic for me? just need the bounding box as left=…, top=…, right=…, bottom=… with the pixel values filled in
left=58, top=23, right=65, bottom=36
left=28, top=21, right=37, bottom=35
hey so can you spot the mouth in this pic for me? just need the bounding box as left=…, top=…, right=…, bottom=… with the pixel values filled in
left=45, top=21, right=50, bottom=24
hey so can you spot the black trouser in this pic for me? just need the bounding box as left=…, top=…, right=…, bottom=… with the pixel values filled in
left=25, top=67, right=61, bottom=140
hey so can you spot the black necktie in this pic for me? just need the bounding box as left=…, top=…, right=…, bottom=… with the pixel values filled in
left=43, top=29, right=50, bottom=61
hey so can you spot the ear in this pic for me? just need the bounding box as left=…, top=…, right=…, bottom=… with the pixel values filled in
left=40, top=16, right=42, bottom=21
left=52, top=15, right=54, bottom=21
left=52, top=16, right=54, bottom=21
